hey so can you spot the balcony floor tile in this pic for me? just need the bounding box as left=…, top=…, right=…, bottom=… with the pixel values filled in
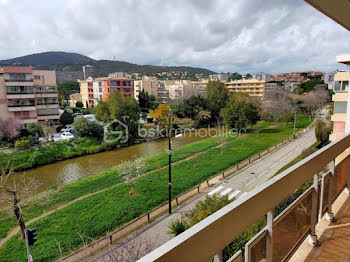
left=290, top=190, right=350, bottom=262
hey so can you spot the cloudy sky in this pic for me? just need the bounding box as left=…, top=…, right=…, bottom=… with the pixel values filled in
left=0, top=0, right=349, bottom=74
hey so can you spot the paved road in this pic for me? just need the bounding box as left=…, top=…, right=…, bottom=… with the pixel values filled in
left=89, top=121, right=318, bottom=262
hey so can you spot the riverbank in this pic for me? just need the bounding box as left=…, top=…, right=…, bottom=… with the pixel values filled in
left=0, top=116, right=312, bottom=262
left=0, top=137, right=120, bottom=173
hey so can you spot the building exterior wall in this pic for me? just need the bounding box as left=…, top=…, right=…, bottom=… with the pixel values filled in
left=56, top=70, right=84, bottom=83
left=224, top=79, right=265, bottom=97
left=79, top=76, right=134, bottom=108
left=0, top=67, right=59, bottom=126
left=331, top=68, right=350, bottom=141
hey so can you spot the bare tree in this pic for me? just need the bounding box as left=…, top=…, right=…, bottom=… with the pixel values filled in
left=261, top=90, right=294, bottom=122
left=104, top=234, right=157, bottom=262
left=118, top=159, right=147, bottom=195
left=0, top=170, right=41, bottom=239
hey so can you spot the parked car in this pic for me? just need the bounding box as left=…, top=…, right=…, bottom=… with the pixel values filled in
left=83, top=114, right=96, bottom=122
left=61, top=132, right=75, bottom=140
left=61, top=126, right=75, bottom=133
left=52, top=133, right=64, bottom=142
left=73, top=113, right=82, bottom=118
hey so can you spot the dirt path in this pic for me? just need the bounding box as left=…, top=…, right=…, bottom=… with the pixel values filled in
left=0, top=135, right=243, bottom=248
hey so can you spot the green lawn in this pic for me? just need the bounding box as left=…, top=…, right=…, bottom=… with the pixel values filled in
left=0, top=116, right=312, bottom=261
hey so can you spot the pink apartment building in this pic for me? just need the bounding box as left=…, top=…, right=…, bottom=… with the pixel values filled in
left=0, top=66, right=60, bottom=127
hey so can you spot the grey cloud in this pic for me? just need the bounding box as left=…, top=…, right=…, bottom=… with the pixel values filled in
left=0, top=0, right=349, bottom=74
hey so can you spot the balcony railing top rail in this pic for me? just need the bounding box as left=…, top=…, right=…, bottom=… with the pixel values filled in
left=139, top=133, right=350, bottom=262
left=5, top=79, right=33, bottom=82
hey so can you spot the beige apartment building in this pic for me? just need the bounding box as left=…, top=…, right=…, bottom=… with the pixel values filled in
left=134, top=76, right=158, bottom=101
left=330, top=54, right=350, bottom=141
left=224, top=79, right=265, bottom=97
left=0, top=66, right=59, bottom=127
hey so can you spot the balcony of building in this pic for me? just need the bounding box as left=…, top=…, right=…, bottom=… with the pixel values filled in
left=139, top=133, right=350, bottom=262
left=35, top=86, right=57, bottom=94
left=332, top=92, right=348, bottom=102
left=7, top=99, right=36, bottom=112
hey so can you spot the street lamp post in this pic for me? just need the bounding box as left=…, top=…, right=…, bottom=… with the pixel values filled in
left=168, top=110, right=172, bottom=214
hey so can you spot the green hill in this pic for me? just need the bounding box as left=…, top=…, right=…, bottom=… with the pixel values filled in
left=0, top=51, right=216, bottom=76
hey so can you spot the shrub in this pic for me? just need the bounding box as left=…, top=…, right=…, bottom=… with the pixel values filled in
left=59, top=110, right=74, bottom=126
left=168, top=219, right=189, bottom=236
left=26, top=123, right=42, bottom=136
left=168, top=194, right=232, bottom=236
left=14, top=139, right=31, bottom=150
left=73, top=118, right=104, bottom=138
left=315, top=120, right=331, bottom=145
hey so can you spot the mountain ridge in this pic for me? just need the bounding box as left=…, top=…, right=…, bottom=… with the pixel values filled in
left=0, top=51, right=216, bottom=76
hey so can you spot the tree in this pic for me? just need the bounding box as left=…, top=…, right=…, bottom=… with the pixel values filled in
left=296, top=80, right=324, bottom=94
left=138, top=90, right=156, bottom=110
left=118, top=159, right=147, bottom=195
left=26, top=123, right=42, bottom=136
left=245, top=74, right=252, bottom=79
left=0, top=170, right=41, bottom=239
left=57, top=81, right=80, bottom=100
left=76, top=101, right=84, bottom=108
left=59, top=110, right=74, bottom=126
left=104, top=234, right=156, bottom=262
left=261, top=91, right=294, bottom=122
left=95, top=100, right=111, bottom=123
left=221, top=99, right=260, bottom=130
left=228, top=72, right=243, bottom=82
left=195, top=110, right=211, bottom=127
left=315, top=120, right=331, bottom=146
left=0, top=118, right=21, bottom=142
left=149, top=104, right=170, bottom=126
left=183, top=95, right=207, bottom=119
left=72, top=118, right=104, bottom=138
left=301, top=87, right=330, bottom=115
left=206, top=81, right=229, bottom=124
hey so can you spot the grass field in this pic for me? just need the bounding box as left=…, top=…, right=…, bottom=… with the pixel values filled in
left=0, top=115, right=312, bottom=262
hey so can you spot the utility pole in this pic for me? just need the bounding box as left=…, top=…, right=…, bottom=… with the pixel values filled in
left=25, top=229, right=33, bottom=262
left=168, top=110, right=172, bottom=214
left=293, top=109, right=297, bottom=135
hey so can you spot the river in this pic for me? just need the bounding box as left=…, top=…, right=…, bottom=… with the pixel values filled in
left=8, top=127, right=223, bottom=194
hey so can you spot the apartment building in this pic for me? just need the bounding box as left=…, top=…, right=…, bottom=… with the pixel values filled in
left=209, top=73, right=229, bottom=82
left=0, top=66, right=59, bottom=126
left=134, top=76, right=159, bottom=101
left=55, top=70, right=84, bottom=84
left=224, top=79, right=265, bottom=97
left=83, top=65, right=94, bottom=80
left=252, top=72, right=272, bottom=82
left=330, top=54, right=350, bottom=141
left=79, top=76, right=134, bottom=107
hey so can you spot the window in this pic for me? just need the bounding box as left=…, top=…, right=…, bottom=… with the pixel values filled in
left=34, top=75, right=41, bottom=80
left=18, top=73, right=26, bottom=80
left=342, top=81, right=349, bottom=91
left=9, top=73, right=17, bottom=80
left=37, top=108, right=59, bottom=116
left=334, top=81, right=341, bottom=92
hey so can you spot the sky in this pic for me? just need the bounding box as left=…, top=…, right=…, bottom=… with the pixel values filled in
left=0, top=0, right=349, bottom=74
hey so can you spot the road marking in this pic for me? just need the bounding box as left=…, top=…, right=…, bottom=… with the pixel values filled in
left=259, top=170, right=267, bottom=177
left=220, top=188, right=233, bottom=196
left=280, top=155, right=288, bottom=162
left=287, top=151, right=293, bottom=156
left=247, top=178, right=256, bottom=186
left=208, top=186, right=224, bottom=196
left=228, top=190, right=241, bottom=200
left=271, top=162, right=279, bottom=168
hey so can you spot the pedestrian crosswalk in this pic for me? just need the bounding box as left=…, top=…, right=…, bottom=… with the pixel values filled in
left=208, top=186, right=244, bottom=200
